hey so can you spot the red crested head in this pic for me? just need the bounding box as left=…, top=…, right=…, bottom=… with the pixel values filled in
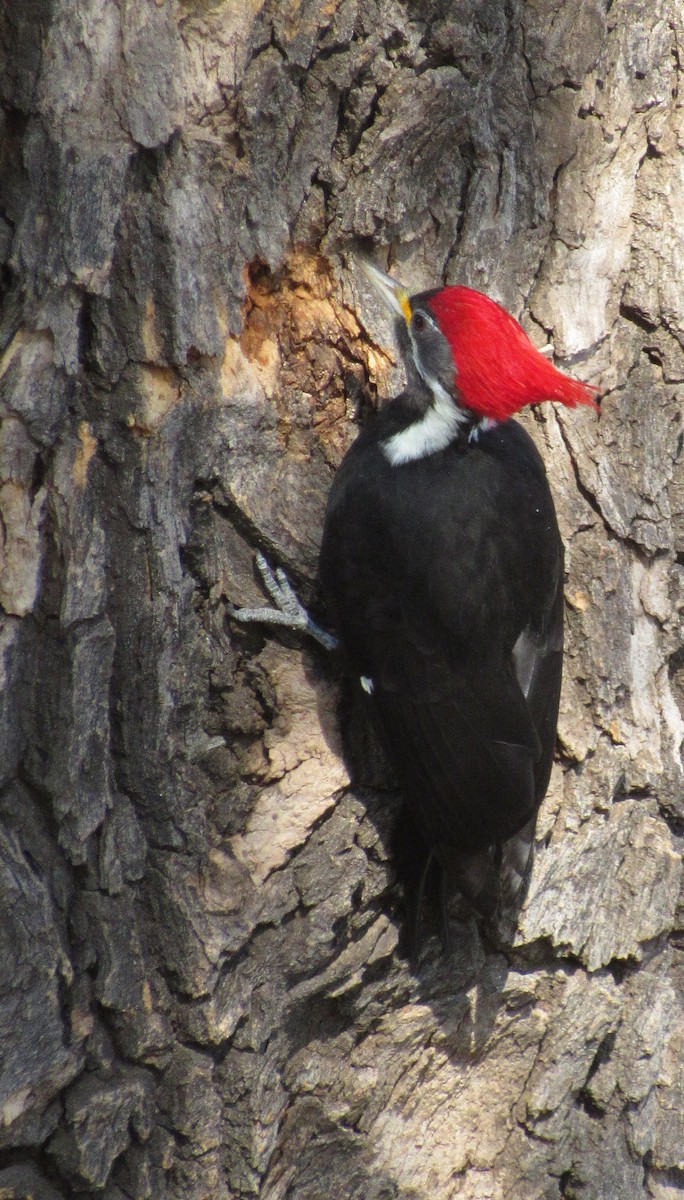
left=424, top=286, right=599, bottom=421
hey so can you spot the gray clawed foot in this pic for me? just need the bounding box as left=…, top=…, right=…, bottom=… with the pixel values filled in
left=227, top=552, right=338, bottom=652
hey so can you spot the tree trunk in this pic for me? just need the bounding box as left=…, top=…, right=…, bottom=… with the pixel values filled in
left=1, top=1, right=683, bottom=1197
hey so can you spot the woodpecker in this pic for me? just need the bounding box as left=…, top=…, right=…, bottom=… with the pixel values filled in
left=230, top=261, right=598, bottom=952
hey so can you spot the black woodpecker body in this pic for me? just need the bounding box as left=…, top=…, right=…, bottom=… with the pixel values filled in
left=318, top=263, right=598, bottom=936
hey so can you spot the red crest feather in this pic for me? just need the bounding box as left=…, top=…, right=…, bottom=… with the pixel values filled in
left=426, top=287, right=599, bottom=421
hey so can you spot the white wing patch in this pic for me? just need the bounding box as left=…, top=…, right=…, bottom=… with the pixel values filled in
left=360, top=675, right=374, bottom=695
left=512, top=627, right=538, bottom=698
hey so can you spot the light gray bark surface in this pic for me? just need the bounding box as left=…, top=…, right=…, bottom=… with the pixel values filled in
left=0, top=1, right=683, bottom=1197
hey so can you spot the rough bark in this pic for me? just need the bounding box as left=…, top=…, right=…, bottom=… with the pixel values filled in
left=0, top=1, right=683, bottom=1198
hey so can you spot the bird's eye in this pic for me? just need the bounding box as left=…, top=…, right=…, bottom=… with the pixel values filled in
left=412, top=311, right=427, bottom=333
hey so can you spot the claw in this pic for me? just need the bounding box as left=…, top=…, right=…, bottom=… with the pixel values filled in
left=228, top=554, right=338, bottom=652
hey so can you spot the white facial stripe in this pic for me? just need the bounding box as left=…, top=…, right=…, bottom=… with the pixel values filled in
left=407, top=323, right=432, bottom=378
left=468, top=417, right=497, bottom=444
left=382, top=376, right=468, bottom=465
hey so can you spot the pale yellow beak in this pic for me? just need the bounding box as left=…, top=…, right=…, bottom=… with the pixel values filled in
left=357, top=259, right=412, bottom=326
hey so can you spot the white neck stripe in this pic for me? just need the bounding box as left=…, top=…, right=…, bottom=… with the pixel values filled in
left=382, top=377, right=468, bottom=465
